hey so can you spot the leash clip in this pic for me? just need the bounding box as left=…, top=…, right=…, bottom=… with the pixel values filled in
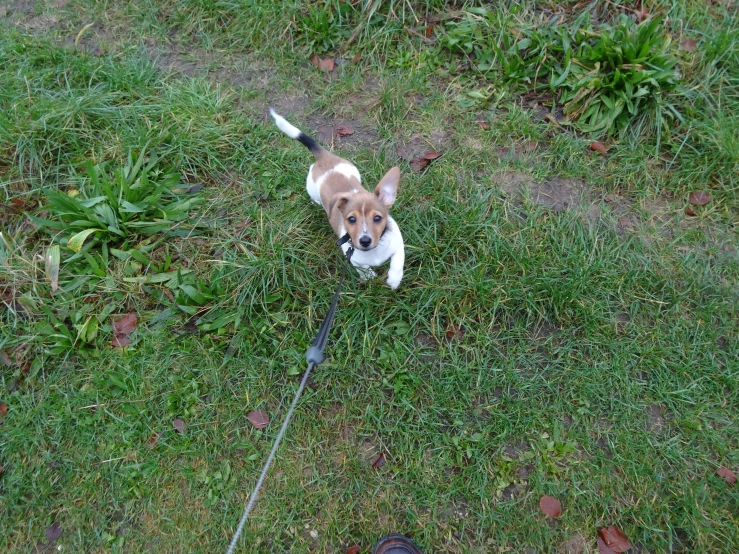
left=336, top=233, right=354, bottom=262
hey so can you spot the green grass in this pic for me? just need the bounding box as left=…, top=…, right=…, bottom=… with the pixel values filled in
left=1, top=1, right=738, bottom=553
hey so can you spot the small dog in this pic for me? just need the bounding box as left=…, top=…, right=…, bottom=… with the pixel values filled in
left=270, top=109, right=404, bottom=289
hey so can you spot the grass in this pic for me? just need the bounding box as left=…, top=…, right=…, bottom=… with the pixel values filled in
left=1, top=1, right=738, bottom=553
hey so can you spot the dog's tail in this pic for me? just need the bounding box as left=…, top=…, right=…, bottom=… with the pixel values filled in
left=269, top=108, right=322, bottom=157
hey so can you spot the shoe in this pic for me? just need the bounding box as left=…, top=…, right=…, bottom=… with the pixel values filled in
left=371, top=533, right=423, bottom=554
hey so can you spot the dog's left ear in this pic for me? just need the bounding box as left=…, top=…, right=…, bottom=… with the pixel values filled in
left=374, top=167, right=400, bottom=208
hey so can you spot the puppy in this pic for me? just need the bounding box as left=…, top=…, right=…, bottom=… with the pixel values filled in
left=270, top=109, right=405, bottom=289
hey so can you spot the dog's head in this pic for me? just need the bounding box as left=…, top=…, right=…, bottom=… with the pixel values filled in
left=333, top=167, right=400, bottom=251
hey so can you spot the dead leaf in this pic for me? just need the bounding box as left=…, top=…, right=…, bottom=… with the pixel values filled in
left=688, top=191, right=711, bottom=206
left=0, top=402, right=7, bottom=424
left=539, top=496, right=562, bottom=518
left=409, top=151, right=442, bottom=172
left=347, top=546, right=361, bottom=554
left=9, top=198, right=27, bottom=211
left=112, top=334, right=132, bottom=348
left=147, top=432, right=161, bottom=448
left=90, top=47, right=103, bottom=57
left=335, top=125, right=355, bottom=137
left=352, top=52, right=361, bottom=64
left=247, top=410, right=270, bottom=429
left=1, top=350, right=11, bottom=366
left=0, top=465, right=3, bottom=475
left=445, top=323, right=463, bottom=341
left=172, top=419, right=186, bottom=434
left=317, top=58, right=336, bottom=72
left=684, top=206, right=697, bottom=217
left=634, top=7, right=649, bottom=23
left=477, top=121, right=490, bottom=130
left=372, top=452, right=386, bottom=468
left=590, top=141, right=607, bottom=155
left=45, top=522, right=63, bottom=542
left=113, top=314, right=137, bottom=336
left=597, top=537, right=617, bottom=554
left=309, top=54, right=319, bottom=66
left=599, top=526, right=632, bottom=553
left=680, top=38, right=697, bottom=52
left=425, top=24, right=434, bottom=38
left=717, top=467, right=737, bottom=484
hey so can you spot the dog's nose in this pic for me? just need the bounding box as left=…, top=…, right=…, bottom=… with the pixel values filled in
left=359, top=236, right=372, bottom=248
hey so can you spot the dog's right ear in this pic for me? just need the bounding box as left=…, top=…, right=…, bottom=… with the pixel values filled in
left=328, top=194, right=351, bottom=217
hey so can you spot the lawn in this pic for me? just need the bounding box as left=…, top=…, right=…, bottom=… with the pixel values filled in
left=1, top=1, right=737, bottom=553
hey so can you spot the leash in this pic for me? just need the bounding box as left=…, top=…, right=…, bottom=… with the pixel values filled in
left=226, top=236, right=354, bottom=554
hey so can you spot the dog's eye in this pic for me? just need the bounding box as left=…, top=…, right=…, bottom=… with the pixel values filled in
left=348, top=216, right=356, bottom=224
left=373, top=215, right=382, bottom=223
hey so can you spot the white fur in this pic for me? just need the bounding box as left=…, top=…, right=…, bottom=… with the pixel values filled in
left=269, top=108, right=301, bottom=139
left=341, top=217, right=405, bottom=289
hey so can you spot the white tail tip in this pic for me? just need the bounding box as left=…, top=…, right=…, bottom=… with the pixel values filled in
left=269, top=108, right=302, bottom=139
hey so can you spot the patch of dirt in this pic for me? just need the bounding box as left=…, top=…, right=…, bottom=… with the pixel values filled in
left=501, top=483, right=523, bottom=501
left=558, top=532, right=588, bottom=554
left=503, top=441, right=528, bottom=460
left=497, top=172, right=591, bottom=212
left=646, top=404, right=666, bottom=433
left=306, top=111, right=382, bottom=151
left=396, top=130, right=453, bottom=161
left=440, top=499, right=469, bottom=522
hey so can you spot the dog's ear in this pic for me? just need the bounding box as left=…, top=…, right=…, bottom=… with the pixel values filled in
left=374, top=167, right=400, bottom=207
left=329, top=194, right=351, bottom=217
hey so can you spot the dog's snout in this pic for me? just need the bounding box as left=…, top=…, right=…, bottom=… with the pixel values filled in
left=359, top=236, right=372, bottom=248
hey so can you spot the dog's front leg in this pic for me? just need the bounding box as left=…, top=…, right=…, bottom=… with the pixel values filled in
left=386, top=246, right=405, bottom=290
left=353, top=261, right=377, bottom=281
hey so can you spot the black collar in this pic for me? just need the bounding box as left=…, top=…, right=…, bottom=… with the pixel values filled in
left=336, top=233, right=354, bottom=262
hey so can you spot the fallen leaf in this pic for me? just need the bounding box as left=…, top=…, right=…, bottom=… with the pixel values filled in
left=539, top=496, right=562, bottom=518
left=147, top=432, right=161, bottom=448
left=172, top=419, right=186, bottom=434
left=425, top=24, right=434, bottom=38
left=0, top=402, right=7, bottom=424
left=347, top=546, right=361, bottom=554
left=335, top=125, right=355, bottom=137
left=113, top=314, right=138, bottom=336
left=46, top=522, right=63, bottom=542
left=372, top=452, right=386, bottom=468
left=317, top=58, right=336, bottom=72
left=0, top=465, right=3, bottom=475
left=352, top=52, right=361, bottom=64
left=424, top=151, right=442, bottom=160
left=590, top=141, right=607, bottom=155
left=660, top=188, right=674, bottom=199
left=717, top=467, right=737, bottom=484
left=112, top=334, right=132, bottom=348
left=597, top=537, right=617, bottom=554
left=688, top=191, right=711, bottom=206
left=1, top=350, right=12, bottom=366
left=604, top=194, right=617, bottom=202
left=10, top=198, right=27, bottom=211
left=477, top=121, right=490, bottom=130
left=634, top=7, right=649, bottom=23
left=680, top=38, right=697, bottom=52
left=599, top=526, right=632, bottom=553
left=684, top=206, right=697, bottom=217
left=309, top=54, right=319, bottom=66
left=247, top=410, right=270, bottom=429
left=410, top=151, right=442, bottom=172
left=445, top=323, right=463, bottom=340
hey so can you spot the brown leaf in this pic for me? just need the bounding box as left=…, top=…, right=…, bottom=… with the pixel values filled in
left=147, top=432, right=161, bottom=448
left=317, top=58, right=336, bottom=72
left=113, top=313, right=138, bottom=336
left=599, top=526, right=633, bottom=553
left=0, top=465, right=4, bottom=475
left=597, top=537, right=618, bottom=554
left=688, top=191, right=711, bottom=206
left=335, top=125, right=355, bottom=137
left=247, top=410, right=270, bottom=429
left=717, top=467, right=737, bottom=484
left=634, top=7, right=649, bottom=23
left=372, top=452, right=386, bottom=468
left=477, top=121, right=490, bottom=130
left=112, top=334, right=132, bottom=348
left=10, top=198, right=27, bottom=211
left=425, top=24, right=435, bottom=38
left=590, top=141, right=607, bottom=155
left=46, top=522, right=63, bottom=542
left=445, top=324, right=463, bottom=341
left=172, top=419, right=187, bottom=434
left=0, top=402, right=6, bottom=424
left=352, top=52, right=361, bottom=64
left=423, top=151, right=442, bottom=160
left=684, top=206, right=697, bottom=217
left=1, top=350, right=11, bottom=366
left=680, top=38, right=697, bottom=52
left=410, top=157, right=430, bottom=172
left=347, top=546, right=361, bottom=554
left=309, top=54, right=319, bottom=66
left=539, top=496, right=562, bottom=518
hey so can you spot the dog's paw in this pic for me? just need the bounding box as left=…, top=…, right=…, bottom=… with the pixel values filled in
left=386, top=272, right=402, bottom=290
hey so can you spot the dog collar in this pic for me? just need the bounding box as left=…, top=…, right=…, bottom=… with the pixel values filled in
left=336, top=233, right=354, bottom=262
